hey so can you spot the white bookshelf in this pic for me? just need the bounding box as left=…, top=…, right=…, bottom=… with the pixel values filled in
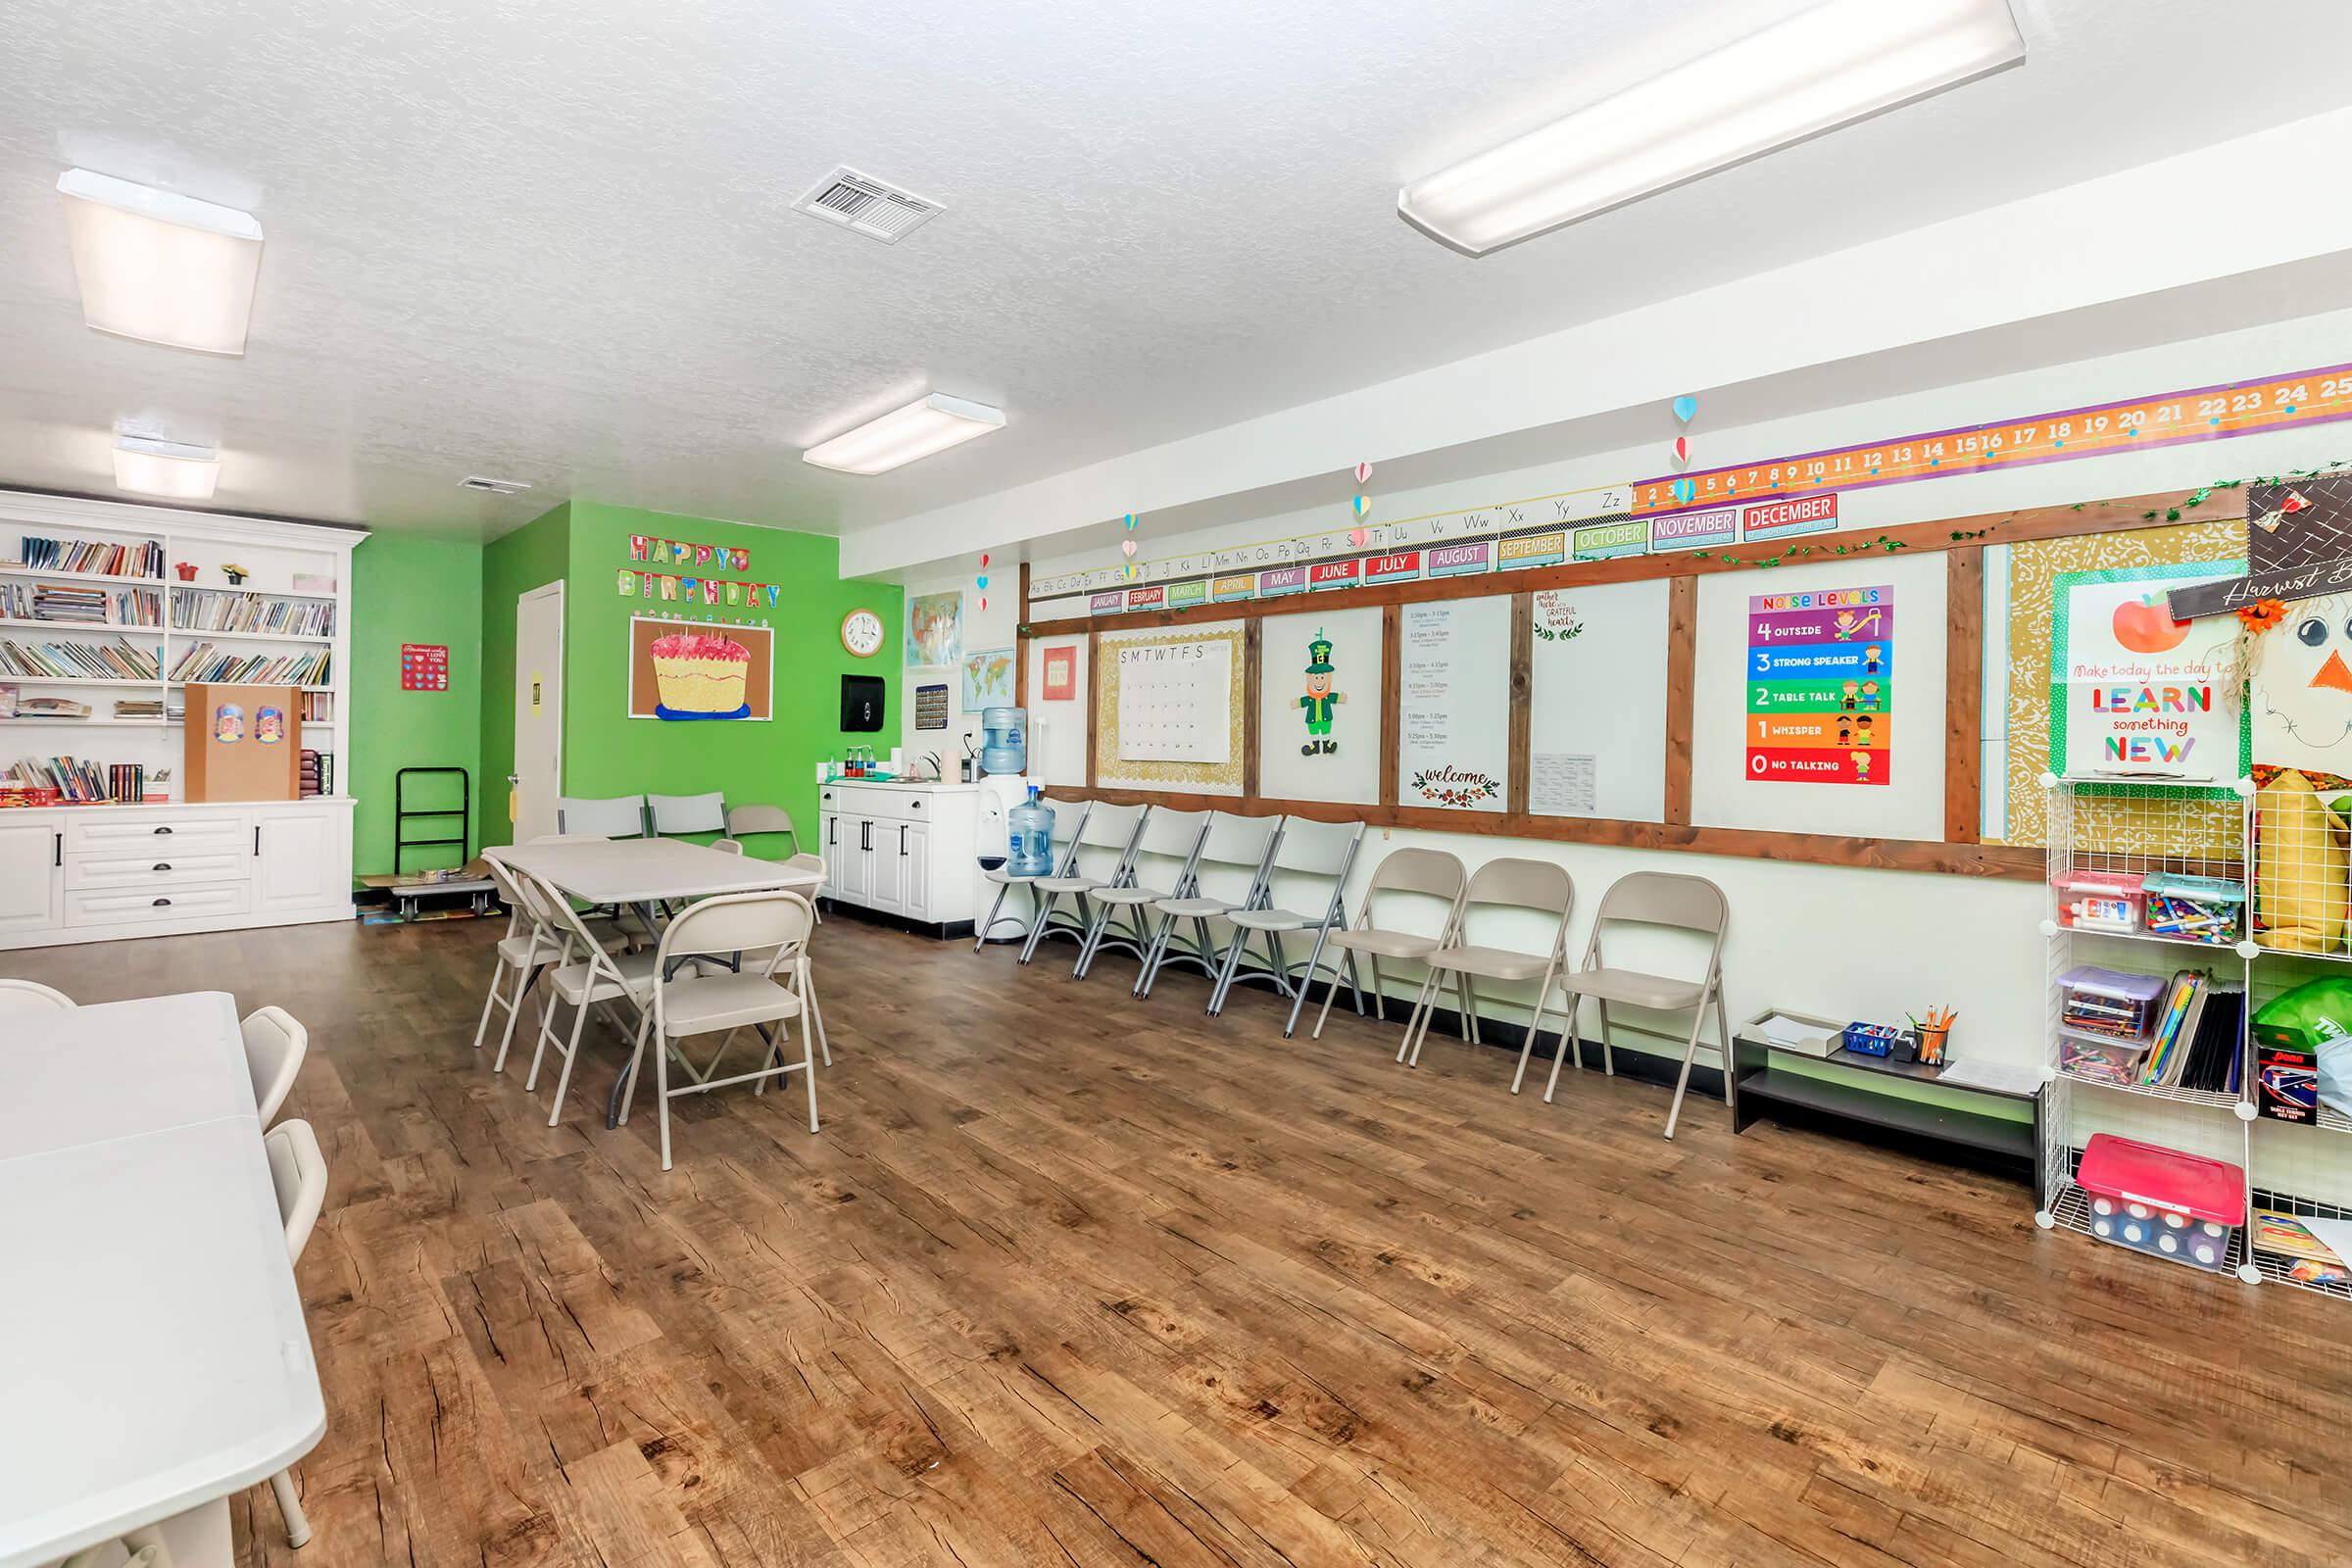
left=0, top=491, right=355, bottom=805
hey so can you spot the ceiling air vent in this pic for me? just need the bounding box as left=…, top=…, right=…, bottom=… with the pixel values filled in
left=792, top=167, right=943, bottom=244
left=459, top=475, right=532, bottom=496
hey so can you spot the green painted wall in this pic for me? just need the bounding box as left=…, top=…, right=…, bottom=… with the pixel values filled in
left=477, top=503, right=572, bottom=842
left=348, top=531, right=484, bottom=877
left=561, top=503, right=900, bottom=855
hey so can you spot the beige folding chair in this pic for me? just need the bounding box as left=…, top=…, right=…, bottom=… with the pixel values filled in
left=1136, top=810, right=1280, bottom=999
left=1017, top=802, right=1148, bottom=964
left=241, top=1005, right=308, bottom=1127
left=725, top=803, right=802, bottom=855
left=261, top=1116, right=328, bottom=1548
left=475, top=852, right=564, bottom=1067
left=1398, top=858, right=1575, bottom=1068
left=1534, top=871, right=1729, bottom=1139
left=1215, top=817, right=1367, bottom=1030
left=1311, top=846, right=1465, bottom=1042
left=1075, top=808, right=1209, bottom=980
left=517, top=868, right=662, bottom=1127
left=976, top=797, right=1093, bottom=952
left=557, top=795, right=647, bottom=837
left=710, top=832, right=828, bottom=918
left=648, top=791, right=727, bottom=837
left=618, top=890, right=821, bottom=1169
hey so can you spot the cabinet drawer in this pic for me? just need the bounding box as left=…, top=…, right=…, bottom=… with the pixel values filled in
left=851, top=788, right=932, bottom=822
left=67, top=881, right=250, bottom=927
left=66, top=850, right=250, bottom=891
left=67, top=813, right=247, bottom=855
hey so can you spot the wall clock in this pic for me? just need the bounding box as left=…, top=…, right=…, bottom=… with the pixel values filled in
left=840, top=608, right=885, bottom=659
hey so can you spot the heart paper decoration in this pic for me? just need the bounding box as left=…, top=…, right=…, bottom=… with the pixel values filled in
left=1672, top=436, right=1690, bottom=468
left=1348, top=527, right=1369, bottom=548
left=1122, top=513, right=1138, bottom=530
left=1350, top=495, right=1370, bottom=519
left=1354, top=462, right=1373, bottom=484
left=976, top=573, right=989, bottom=589
left=1671, top=478, right=1696, bottom=504
left=1671, top=395, right=1698, bottom=424
left=1121, top=539, right=1137, bottom=558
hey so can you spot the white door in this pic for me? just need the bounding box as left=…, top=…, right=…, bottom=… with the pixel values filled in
left=0, top=818, right=61, bottom=934
left=253, top=810, right=338, bottom=911
left=512, top=582, right=564, bottom=845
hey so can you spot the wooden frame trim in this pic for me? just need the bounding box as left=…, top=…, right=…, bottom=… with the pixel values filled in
left=1012, top=484, right=2243, bottom=883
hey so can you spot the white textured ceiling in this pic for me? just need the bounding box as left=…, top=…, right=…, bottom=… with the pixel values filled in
left=0, top=0, right=2347, bottom=539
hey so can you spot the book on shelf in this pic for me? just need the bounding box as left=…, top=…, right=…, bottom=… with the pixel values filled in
left=169, top=588, right=336, bottom=637
left=111, top=697, right=165, bottom=719
left=165, top=641, right=332, bottom=686
left=0, top=635, right=161, bottom=681
left=0, top=582, right=160, bottom=626
left=299, top=749, right=332, bottom=798
left=299, top=690, right=334, bottom=722
left=18, top=697, right=92, bottom=720
left=6, top=755, right=136, bottom=803
left=10, top=535, right=164, bottom=578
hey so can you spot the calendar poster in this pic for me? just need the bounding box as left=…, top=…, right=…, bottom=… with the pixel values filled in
left=1115, top=639, right=1233, bottom=763
left=1095, top=621, right=1246, bottom=795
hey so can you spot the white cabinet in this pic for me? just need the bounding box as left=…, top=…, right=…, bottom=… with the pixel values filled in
left=0, top=800, right=355, bottom=951
left=0, top=818, right=63, bottom=936
left=815, top=781, right=977, bottom=933
left=252, top=807, right=345, bottom=912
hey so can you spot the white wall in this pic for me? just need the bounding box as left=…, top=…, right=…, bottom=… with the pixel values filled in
left=1012, top=307, right=2352, bottom=1207
left=895, top=570, right=1017, bottom=773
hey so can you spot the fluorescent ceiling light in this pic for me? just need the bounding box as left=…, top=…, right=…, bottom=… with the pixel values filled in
left=1398, top=0, right=2026, bottom=256
left=803, top=393, right=1004, bottom=474
left=114, top=433, right=220, bottom=501
left=58, top=169, right=265, bottom=355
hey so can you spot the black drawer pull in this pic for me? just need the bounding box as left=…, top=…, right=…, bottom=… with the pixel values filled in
left=153, top=826, right=172, bottom=836
left=152, top=897, right=172, bottom=907
left=152, top=862, right=172, bottom=871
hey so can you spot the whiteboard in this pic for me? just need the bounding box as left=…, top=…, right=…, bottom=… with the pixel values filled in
left=1257, top=606, right=1384, bottom=805
left=1114, top=637, right=1233, bottom=762
left=1527, top=579, right=1669, bottom=822
left=1396, top=597, right=1511, bottom=812
left=1691, top=553, right=1946, bottom=839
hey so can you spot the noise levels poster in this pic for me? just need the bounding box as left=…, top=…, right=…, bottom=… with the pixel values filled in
left=1743, top=585, right=1892, bottom=785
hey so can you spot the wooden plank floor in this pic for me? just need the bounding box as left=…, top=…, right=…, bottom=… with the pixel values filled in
left=10, top=912, right=2352, bottom=1567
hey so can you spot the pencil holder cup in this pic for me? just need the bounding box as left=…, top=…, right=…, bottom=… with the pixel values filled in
left=1917, top=1026, right=1950, bottom=1066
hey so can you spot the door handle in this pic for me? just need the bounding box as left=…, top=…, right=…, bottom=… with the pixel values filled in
left=54, top=832, right=62, bottom=867
left=900, top=824, right=907, bottom=857
left=253, top=825, right=262, bottom=856
left=829, top=818, right=837, bottom=846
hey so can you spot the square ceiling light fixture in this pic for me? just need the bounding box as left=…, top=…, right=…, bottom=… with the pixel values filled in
left=802, top=393, right=1004, bottom=475
left=113, top=431, right=220, bottom=501
left=1398, top=0, right=2026, bottom=256
left=59, top=170, right=265, bottom=355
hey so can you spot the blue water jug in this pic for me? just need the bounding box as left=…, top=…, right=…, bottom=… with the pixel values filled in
left=1006, top=786, right=1054, bottom=877
left=980, top=706, right=1027, bottom=775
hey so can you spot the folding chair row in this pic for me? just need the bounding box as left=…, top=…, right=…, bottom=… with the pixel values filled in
left=1332, top=851, right=1730, bottom=1141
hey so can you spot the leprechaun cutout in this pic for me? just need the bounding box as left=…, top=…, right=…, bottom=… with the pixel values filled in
left=1298, top=628, right=1345, bottom=755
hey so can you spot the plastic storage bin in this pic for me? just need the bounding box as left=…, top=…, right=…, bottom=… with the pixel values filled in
left=2075, top=1133, right=2244, bottom=1273
left=2052, top=869, right=2145, bottom=933
left=2056, top=966, right=2167, bottom=1043
left=2058, top=1032, right=2151, bottom=1085
left=2140, top=871, right=2247, bottom=946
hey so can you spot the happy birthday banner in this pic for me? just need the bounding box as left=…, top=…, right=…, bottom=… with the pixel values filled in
left=1033, top=361, right=2352, bottom=612
left=614, top=567, right=781, bottom=610
left=630, top=534, right=750, bottom=572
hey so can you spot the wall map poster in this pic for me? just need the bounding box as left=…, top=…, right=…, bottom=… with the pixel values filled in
left=1744, top=584, right=1892, bottom=785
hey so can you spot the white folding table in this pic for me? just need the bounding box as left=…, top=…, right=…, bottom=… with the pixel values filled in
left=493, top=838, right=824, bottom=1124
left=0, top=992, right=324, bottom=1568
